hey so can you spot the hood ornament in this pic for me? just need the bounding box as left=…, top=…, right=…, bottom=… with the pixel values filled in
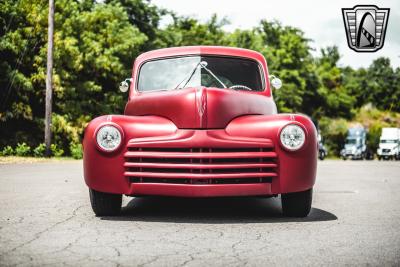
left=196, top=87, right=207, bottom=127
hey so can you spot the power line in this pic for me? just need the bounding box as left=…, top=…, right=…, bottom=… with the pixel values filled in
left=1, top=34, right=42, bottom=110
left=1, top=1, right=45, bottom=109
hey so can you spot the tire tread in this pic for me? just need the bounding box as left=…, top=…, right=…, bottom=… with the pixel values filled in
left=89, top=189, right=122, bottom=216
left=281, top=188, right=313, bottom=217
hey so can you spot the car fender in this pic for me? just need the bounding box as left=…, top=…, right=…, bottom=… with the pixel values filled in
left=225, top=113, right=318, bottom=193
left=83, top=115, right=178, bottom=194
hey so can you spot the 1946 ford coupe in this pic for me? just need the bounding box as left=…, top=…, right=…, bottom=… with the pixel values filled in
left=83, top=46, right=317, bottom=217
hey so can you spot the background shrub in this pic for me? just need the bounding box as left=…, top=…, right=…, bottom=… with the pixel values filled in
left=1, top=146, right=15, bottom=156
left=319, top=118, right=348, bottom=157
left=15, top=143, right=31, bottom=157
left=33, top=143, right=46, bottom=157
left=50, top=144, right=64, bottom=157
left=51, top=114, right=82, bottom=152
left=318, top=106, right=400, bottom=157
left=70, top=142, right=83, bottom=159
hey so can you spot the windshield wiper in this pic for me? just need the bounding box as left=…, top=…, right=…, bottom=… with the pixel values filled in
left=174, top=61, right=226, bottom=90
left=174, top=61, right=202, bottom=90
left=200, top=61, right=226, bottom=88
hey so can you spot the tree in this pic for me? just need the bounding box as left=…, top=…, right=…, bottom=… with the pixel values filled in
left=314, top=46, right=355, bottom=118
left=257, top=20, right=319, bottom=115
left=0, top=0, right=147, bottom=151
left=156, top=14, right=229, bottom=47
left=106, top=0, right=165, bottom=50
left=0, top=0, right=48, bottom=147
left=366, top=58, right=398, bottom=111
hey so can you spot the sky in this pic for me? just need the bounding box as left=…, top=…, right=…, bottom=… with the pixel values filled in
left=153, top=0, right=400, bottom=69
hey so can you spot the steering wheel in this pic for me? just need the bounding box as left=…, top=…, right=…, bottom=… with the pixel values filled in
left=229, top=85, right=252, bottom=91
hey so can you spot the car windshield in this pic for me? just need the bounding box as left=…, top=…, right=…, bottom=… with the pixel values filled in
left=138, top=56, right=263, bottom=92
left=380, top=139, right=397, bottom=143
left=346, top=138, right=357, bottom=145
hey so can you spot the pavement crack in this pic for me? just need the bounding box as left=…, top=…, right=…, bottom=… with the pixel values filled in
left=137, top=256, right=161, bottom=267
left=177, top=254, right=195, bottom=267
left=2, top=204, right=84, bottom=255
left=111, top=246, right=121, bottom=257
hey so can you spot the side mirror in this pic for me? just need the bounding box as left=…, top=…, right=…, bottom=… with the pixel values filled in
left=119, top=78, right=132, bottom=93
left=270, top=75, right=282, bottom=90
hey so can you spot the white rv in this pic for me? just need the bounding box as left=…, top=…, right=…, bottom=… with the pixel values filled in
left=377, top=128, right=400, bottom=160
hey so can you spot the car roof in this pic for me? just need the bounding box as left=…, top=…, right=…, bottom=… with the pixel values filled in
left=135, top=46, right=266, bottom=64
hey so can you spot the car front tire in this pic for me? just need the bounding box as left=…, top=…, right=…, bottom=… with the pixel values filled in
left=89, top=189, right=122, bottom=216
left=281, top=188, right=312, bottom=217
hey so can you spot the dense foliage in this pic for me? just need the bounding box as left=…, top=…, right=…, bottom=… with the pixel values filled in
left=0, top=0, right=399, bottom=157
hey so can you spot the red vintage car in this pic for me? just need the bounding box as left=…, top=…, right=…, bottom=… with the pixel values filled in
left=83, top=46, right=317, bottom=217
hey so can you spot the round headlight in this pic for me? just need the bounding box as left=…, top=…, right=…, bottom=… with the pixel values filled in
left=280, top=124, right=306, bottom=151
left=96, top=125, right=122, bottom=152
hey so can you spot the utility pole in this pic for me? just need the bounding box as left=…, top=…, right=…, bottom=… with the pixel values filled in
left=45, top=0, right=54, bottom=157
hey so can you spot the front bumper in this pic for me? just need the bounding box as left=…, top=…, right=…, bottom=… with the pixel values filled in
left=341, top=149, right=363, bottom=158
left=377, top=149, right=395, bottom=156
left=128, top=183, right=272, bottom=197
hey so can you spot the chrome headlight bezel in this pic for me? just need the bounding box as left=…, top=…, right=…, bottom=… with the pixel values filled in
left=95, top=123, right=123, bottom=152
left=279, top=123, right=306, bottom=151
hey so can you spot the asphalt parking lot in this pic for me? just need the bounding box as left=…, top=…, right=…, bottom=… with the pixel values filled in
left=0, top=160, right=399, bottom=266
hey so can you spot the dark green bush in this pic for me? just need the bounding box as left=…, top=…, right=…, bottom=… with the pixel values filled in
left=1, top=146, right=14, bottom=156
left=70, top=142, right=83, bottom=159
left=15, top=143, right=31, bottom=157
left=33, top=143, right=46, bottom=157
left=319, top=118, right=348, bottom=157
left=50, top=144, right=64, bottom=157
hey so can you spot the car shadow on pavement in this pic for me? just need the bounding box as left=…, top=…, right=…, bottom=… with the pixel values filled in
left=101, top=196, right=337, bottom=223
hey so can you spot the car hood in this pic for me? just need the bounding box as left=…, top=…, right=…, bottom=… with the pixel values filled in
left=125, top=87, right=277, bottom=129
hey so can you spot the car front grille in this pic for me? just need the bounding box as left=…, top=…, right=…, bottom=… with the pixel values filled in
left=124, top=147, right=278, bottom=185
